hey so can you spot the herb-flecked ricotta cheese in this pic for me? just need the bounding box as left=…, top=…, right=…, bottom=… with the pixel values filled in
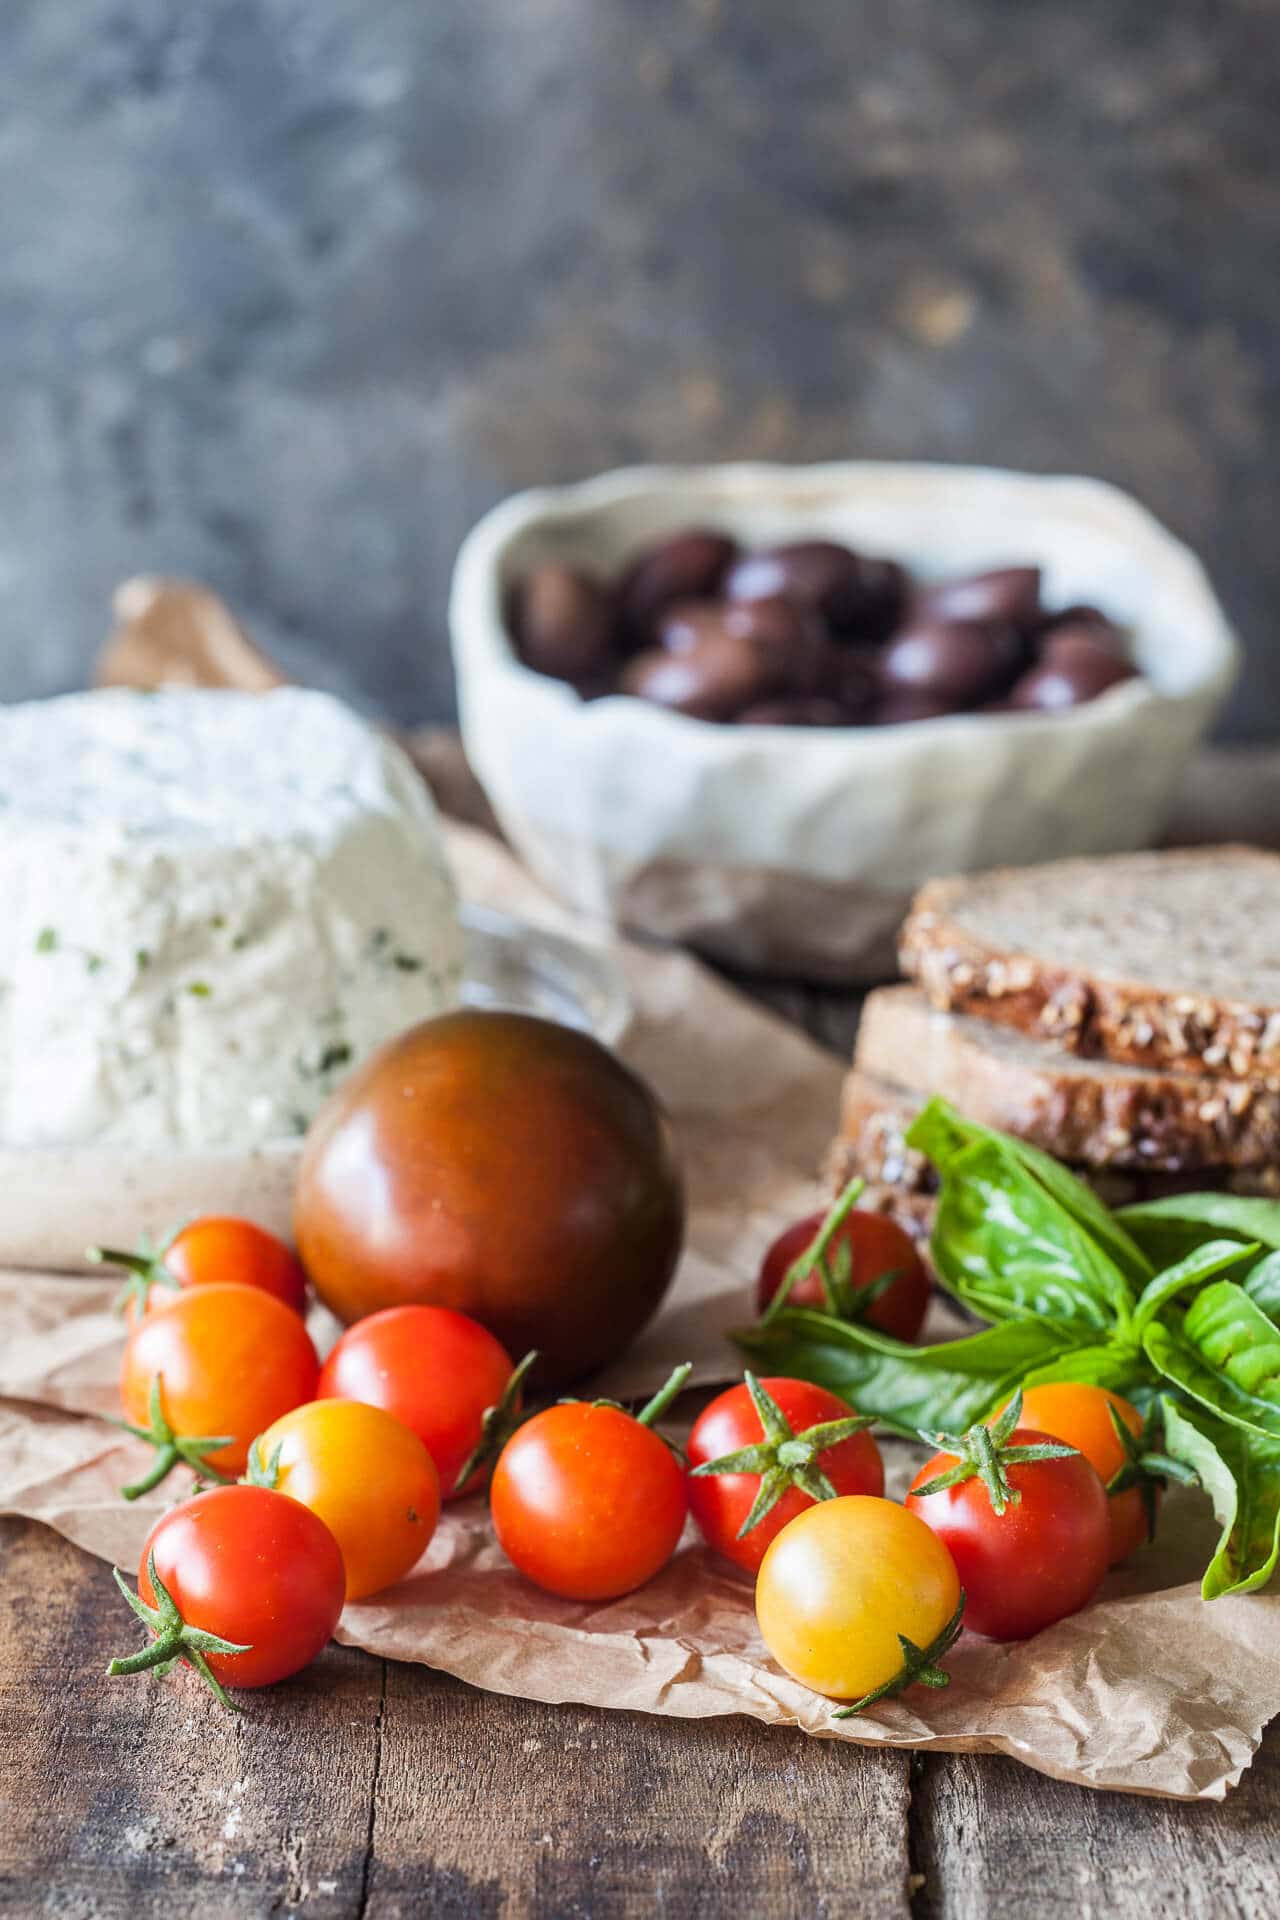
left=0, top=688, right=462, bottom=1148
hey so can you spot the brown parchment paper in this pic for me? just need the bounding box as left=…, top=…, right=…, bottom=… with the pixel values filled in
left=2, top=587, right=1277, bottom=1800
left=2, top=835, right=1279, bottom=1799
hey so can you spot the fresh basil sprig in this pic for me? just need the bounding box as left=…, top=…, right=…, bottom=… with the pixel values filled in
left=734, top=1097, right=1280, bottom=1599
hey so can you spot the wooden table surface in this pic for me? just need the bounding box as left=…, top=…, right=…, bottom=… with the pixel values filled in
left=3, top=978, right=1280, bottom=1919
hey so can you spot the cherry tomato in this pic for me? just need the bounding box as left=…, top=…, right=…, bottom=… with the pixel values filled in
left=906, top=1417, right=1110, bottom=1640
left=1015, top=1383, right=1153, bottom=1566
left=317, top=1305, right=517, bottom=1499
left=756, top=1496, right=962, bottom=1704
left=757, top=1207, right=929, bottom=1341
left=687, top=1375, right=884, bottom=1575
left=250, top=1400, right=440, bottom=1601
left=490, top=1377, right=689, bottom=1601
left=95, top=1217, right=308, bottom=1324
left=107, top=1484, right=345, bottom=1701
left=119, top=1283, right=319, bottom=1489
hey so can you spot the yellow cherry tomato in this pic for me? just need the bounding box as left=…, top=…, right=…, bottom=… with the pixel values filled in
left=756, top=1496, right=961, bottom=1703
left=250, top=1400, right=440, bottom=1601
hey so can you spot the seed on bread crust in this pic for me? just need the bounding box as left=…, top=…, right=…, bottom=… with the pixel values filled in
left=899, top=847, right=1280, bottom=1081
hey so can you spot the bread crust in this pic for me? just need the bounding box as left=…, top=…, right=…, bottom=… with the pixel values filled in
left=833, top=1066, right=1280, bottom=1202
left=899, top=847, right=1280, bottom=1082
left=857, top=986, right=1280, bottom=1171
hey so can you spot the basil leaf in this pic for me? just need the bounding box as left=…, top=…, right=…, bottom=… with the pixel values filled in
left=1161, top=1398, right=1280, bottom=1599
left=1244, top=1250, right=1280, bottom=1326
left=1183, top=1281, right=1280, bottom=1405
left=905, top=1105, right=1159, bottom=1313
left=1142, top=1319, right=1280, bottom=1441
left=1132, top=1239, right=1261, bottom=1335
left=906, top=1105, right=1137, bottom=1330
left=1020, top=1342, right=1155, bottom=1394
left=1120, top=1193, right=1280, bottom=1270
left=733, top=1308, right=1084, bottom=1437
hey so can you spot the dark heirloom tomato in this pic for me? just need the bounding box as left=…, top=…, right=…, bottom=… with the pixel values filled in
left=295, top=1011, right=685, bottom=1389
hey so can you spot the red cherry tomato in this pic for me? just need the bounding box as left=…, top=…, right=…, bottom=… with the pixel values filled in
left=95, top=1216, right=308, bottom=1324
left=757, top=1207, right=929, bottom=1341
left=906, top=1423, right=1110, bottom=1640
left=687, top=1376, right=884, bottom=1575
left=119, top=1283, right=320, bottom=1488
left=317, top=1305, right=518, bottom=1500
left=108, top=1485, right=345, bottom=1702
left=490, top=1382, right=688, bottom=1601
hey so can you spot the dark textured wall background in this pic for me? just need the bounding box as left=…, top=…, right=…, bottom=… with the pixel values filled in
left=2, top=0, right=1278, bottom=734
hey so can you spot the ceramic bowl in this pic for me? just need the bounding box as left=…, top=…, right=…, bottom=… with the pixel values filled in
left=450, top=462, right=1239, bottom=978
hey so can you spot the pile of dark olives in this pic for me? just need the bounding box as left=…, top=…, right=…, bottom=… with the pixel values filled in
left=508, top=530, right=1139, bottom=726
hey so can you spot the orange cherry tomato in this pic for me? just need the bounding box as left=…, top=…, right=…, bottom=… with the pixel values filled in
left=1014, top=1383, right=1153, bottom=1565
left=757, top=1207, right=930, bottom=1342
left=97, top=1216, right=308, bottom=1324
left=491, top=1398, right=688, bottom=1601
left=251, top=1400, right=440, bottom=1601
left=108, top=1485, right=346, bottom=1700
left=119, top=1283, right=319, bottom=1489
left=317, top=1305, right=518, bottom=1500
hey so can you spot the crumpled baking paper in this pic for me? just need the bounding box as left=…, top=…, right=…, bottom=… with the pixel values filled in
left=1, top=836, right=1277, bottom=1800
left=2, top=590, right=1275, bottom=1800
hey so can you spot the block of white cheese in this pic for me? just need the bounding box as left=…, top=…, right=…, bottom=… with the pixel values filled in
left=0, top=688, right=462, bottom=1149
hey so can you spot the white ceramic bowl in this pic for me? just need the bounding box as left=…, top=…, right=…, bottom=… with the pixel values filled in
left=450, top=462, right=1239, bottom=979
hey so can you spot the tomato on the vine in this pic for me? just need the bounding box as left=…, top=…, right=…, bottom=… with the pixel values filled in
left=490, top=1367, right=690, bottom=1601
left=756, top=1181, right=930, bottom=1342
left=249, top=1400, right=440, bottom=1601
left=905, top=1392, right=1110, bottom=1640
left=118, top=1282, right=319, bottom=1494
left=106, top=1484, right=345, bottom=1706
left=317, top=1305, right=520, bottom=1499
left=1014, top=1383, right=1154, bottom=1566
left=687, top=1375, right=883, bottom=1575
left=93, top=1217, right=308, bottom=1323
left=755, top=1496, right=963, bottom=1710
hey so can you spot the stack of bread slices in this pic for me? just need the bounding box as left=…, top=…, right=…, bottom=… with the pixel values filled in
left=833, top=847, right=1280, bottom=1238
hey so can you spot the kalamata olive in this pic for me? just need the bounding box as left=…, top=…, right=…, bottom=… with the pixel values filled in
left=295, top=1011, right=685, bottom=1389
left=879, top=618, right=1021, bottom=705
left=920, top=567, right=1042, bottom=631
left=737, top=696, right=851, bottom=727
left=658, top=597, right=827, bottom=695
left=513, top=564, right=616, bottom=686
left=617, top=531, right=737, bottom=645
left=1040, top=614, right=1127, bottom=658
left=620, top=628, right=785, bottom=720
left=820, top=646, right=879, bottom=717
left=1007, top=636, right=1138, bottom=710
left=868, top=693, right=955, bottom=726
left=1038, top=603, right=1116, bottom=639
left=725, top=541, right=907, bottom=638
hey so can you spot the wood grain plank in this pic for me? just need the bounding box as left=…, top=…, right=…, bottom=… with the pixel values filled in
left=363, top=1658, right=914, bottom=1920
left=911, top=1734, right=1280, bottom=1920
left=0, top=1519, right=381, bottom=1917
left=0, top=1519, right=915, bottom=1920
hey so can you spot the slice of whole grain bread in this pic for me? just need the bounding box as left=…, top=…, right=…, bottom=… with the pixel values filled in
left=856, top=985, right=1280, bottom=1171
left=832, top=1066, right=1280, bottom=1203
left=899, top=846, right=1280, bottom=1079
